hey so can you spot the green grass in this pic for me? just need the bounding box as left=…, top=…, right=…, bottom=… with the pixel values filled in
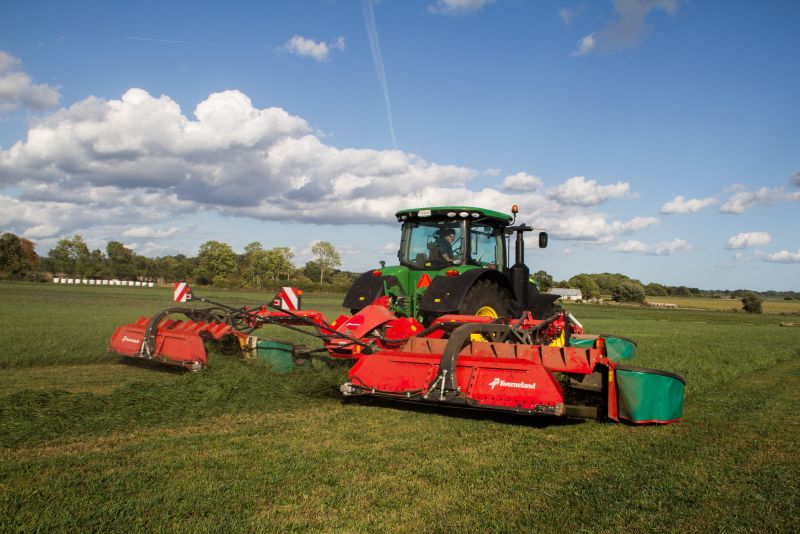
left=642, top=295, right=800, bottom=314
left=1, top=282, right=798, bottom=531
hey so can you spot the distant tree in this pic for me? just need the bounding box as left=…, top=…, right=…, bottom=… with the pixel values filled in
left=242, top=243, right=296, bottom=287
left=611, top=281, right=646, bottom=303
left=0, top=232, right=38, bottom=276
left=531, top=270, right=554, bottom=291
left=671, top=286, right=692, bottom=297
left=741, top=292, right=763, bottom=314
left=157, top=256, right=179, bottom=281
left=243, top=242, right=270, bottom=287
left=272, top=247, right=295, bottom=280
left=106, top=241, right=136, bottom=278
left=135, top=254, right=159, bottom=281
left=172, top=254, right=195, bottom=281
left=195, top=240, right=237, bottom=285
left=86, top=249, right=107, bottom=278
left=568, top=274, right=600, bottom=300
left=311, top=241, right=341, bottom=283
left=304, top=260, right=323, bottom=283
left=592, top=273, right=626, bottom=294
left=645, top=283, right=669, bottom=297
left=48, top=235, right=90, bottom=276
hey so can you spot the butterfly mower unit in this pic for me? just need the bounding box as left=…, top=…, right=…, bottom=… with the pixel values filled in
left=109, top=206, right=685, bottom=424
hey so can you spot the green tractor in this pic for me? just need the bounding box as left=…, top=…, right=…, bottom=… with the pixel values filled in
left=343, top=205, right=560, bottom=324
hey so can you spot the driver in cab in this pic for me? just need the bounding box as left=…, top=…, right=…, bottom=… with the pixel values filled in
left=435, top=228, right=459, bottom=264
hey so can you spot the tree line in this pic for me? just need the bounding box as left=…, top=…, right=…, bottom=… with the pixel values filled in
left=529, top=270, right=796, bottom=313
left=0, top=232, right=355, bottom=290
left=1, top=231, right=797, bottom=305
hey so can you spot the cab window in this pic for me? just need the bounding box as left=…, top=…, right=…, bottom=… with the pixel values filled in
left=468, top=223, right=503, bottom=268
left=401, top=221, right=463, bottom=268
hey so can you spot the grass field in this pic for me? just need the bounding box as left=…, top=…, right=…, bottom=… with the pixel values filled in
left=1, top=282, right=798, bottom=531
left=643, top=295, right=800, bottom=314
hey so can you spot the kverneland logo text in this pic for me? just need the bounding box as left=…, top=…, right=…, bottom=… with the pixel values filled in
left=488, top=378, right=536, bottom=390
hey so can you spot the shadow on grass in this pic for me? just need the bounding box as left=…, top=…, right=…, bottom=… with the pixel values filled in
left=341, top=395, right=588, bottom=428
left=116, top=357, right=190, bottom=374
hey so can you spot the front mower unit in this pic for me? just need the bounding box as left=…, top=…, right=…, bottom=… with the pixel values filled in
left=340, top=321, right=684, bottom=423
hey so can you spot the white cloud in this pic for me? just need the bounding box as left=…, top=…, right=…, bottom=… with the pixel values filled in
left=572, top=0, right=679, bottom=56
left=544, top=214, right=658, bottom=242
left=282, top=35, right=345, bottom=62
left=0, top=88, right=659, bottom=247
left=765, top=249, right=800, bottom=264
left=559, top=6, right=585, bottom=26
left=122, top=226, right=182, bottom=239
left=653, top=238, right=691, bottom=255
left=733, top=251, right=759, bottom=262
left=429, top=0, right=494, bottom=15
left=660, top=195, right=719, bottom=214
left=726, top=232, right=771, bottom=250
left=502, top=172, right=543, bottom=192
left=548, top=175, right=629, bottom=205
left=572, top=33, right=597, bottom=57
left=22, top=224, right=61, bottom=240
left=125, top=241, right=175, bottom=256
left=613, top=237, right=691, bottom=255
left=790, top=171, right=800, bottom=187
left=0, top=51, right=60, bottom=111
left=613, top=240, right=649, bottom=253
left=720, top=186, right=800, bottom=214
left=484, top=168, right=501, bottom=177
left=378, top=242, right=399, bottom=254
left=0, top=51, right=22, bottom=73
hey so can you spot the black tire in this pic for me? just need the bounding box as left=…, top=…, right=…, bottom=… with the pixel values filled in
left=458, top=279, right=513, bottom=319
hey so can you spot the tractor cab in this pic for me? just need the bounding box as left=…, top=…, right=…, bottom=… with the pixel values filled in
left=344, top=205, right=558, bottom=323
left=396, top=207, right=509, bottom=271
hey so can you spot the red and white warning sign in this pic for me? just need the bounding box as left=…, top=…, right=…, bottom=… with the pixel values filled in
left=174, top=282, right=193, bottom=303
left=273, top=287, right=301, bottom=311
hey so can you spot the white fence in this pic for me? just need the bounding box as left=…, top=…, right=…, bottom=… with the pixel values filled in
left=52, top=278, right=155, bottom=288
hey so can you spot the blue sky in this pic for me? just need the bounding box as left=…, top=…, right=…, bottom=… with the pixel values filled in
left=0, top=0, right=798, bottom=290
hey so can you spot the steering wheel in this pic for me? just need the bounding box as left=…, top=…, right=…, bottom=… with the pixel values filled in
left=452, top=236, right=462, bottom=257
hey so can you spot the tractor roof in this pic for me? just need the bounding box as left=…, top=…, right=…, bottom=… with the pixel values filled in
left=395, top=206, right=513, bottom=224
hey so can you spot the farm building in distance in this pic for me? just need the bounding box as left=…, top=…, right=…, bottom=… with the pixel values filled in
left=549, top=288, right=583, bottom=301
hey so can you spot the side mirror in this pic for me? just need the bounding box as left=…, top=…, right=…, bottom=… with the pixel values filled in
left=539, top=232, right=548, bottom=248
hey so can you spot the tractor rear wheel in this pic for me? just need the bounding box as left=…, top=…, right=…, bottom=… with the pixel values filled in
left=458, top=279, right=513, bottom=319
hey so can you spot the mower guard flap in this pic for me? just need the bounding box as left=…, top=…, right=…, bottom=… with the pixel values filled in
left=613, top=365, right=686, bottom=424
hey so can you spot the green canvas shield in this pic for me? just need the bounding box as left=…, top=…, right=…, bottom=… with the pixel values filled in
left=604, top=336, right=637, bottom=362
left=615, top=366, right=685, bottom=424
left=255, top=340, right=296, bottom=373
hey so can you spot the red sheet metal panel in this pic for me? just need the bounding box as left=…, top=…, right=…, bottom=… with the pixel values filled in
left=347, top=350, right=567, bottom=409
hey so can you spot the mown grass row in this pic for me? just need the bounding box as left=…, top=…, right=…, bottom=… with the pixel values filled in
left=1, top=282, right=798, bottom=531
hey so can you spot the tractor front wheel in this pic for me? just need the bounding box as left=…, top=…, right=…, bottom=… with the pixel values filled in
left=458, top=279, right=513, bottom=319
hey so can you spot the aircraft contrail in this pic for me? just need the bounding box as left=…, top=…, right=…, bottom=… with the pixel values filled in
left=362, top=0, right=397, bottom=149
